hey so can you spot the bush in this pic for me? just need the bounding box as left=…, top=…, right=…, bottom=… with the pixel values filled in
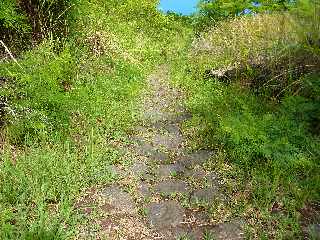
left=190, top=12, right=320, bottom=99
left=0, top=0, right=31, bottom=53
left=19, top=0, right=73, bottom=40
left=194, top=0, right=296, bottom=31
left=0, top=0, right=73, bottom=54
left=0, top=41, right=75, bottom=144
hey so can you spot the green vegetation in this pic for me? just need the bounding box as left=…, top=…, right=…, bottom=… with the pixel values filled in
left=170, top=1, right=320, bottom=238
left=0, top=0, right=319, bottom=239
left=0, top=0, right=191, bottom=238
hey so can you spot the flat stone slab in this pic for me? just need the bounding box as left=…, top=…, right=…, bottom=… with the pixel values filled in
left=163, top=123, right=182, bottom=136
left=183, top=169, right=207, bottom=180
left=179, top=150, right=213, bottom=169
left=308, top=224, right=320, bottom=239
left=101, top=186, right=136, bottom=215
left=129, top=162, right=149, bottom=176
left=205, top=172, right=220, bottom=187
left=147, top=201, right=184, bottom=229
left=190, top=187, right=221, bottom=204
left=132, top=141, right=169, bottom=162
left=154, top=180, right=190, bottom=196
left=209, top=222, right=244, bottom=240
left=171, top=112, right=193, bottom=123
left=152, top=133, right=183, bottom=150
left=132, top=140, right=156, bottom=156
left=137, top=182, right=151, bottom=198
left=155, top=163, right=185, bottom=178
left=142, top=110, right=174, bottom=123
left=148, top=150, right=169, bottom=162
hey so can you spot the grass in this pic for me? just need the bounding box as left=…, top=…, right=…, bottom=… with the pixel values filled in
left=169, top=11, right=320, bottom=239
left=0, top=36, right=141, bottom=237
left=1, top=0, right=319, bottom=238
left=0, top=0, right=193, bottom=238
left=0, top=143, right=118, bottom=239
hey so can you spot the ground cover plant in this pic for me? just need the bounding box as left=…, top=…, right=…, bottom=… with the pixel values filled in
left=0, top=0, right=192, bottom=238
left=0, top=0, right=319, bottom=239
left=170, top=1, right=320, bottom=238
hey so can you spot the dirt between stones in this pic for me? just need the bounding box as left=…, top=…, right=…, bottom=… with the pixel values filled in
left=75, top=65, right=244, bottom=240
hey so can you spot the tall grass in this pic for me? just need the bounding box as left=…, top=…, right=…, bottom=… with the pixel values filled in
left=171, top=9, right=320, bottom=239
left=190, top=13, right=320, bottom=98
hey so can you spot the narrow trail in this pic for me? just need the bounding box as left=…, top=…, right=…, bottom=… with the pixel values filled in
left=76, top=65, right=244, bottom=239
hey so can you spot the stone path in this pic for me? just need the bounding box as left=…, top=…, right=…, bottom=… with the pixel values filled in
left=75, top=65, right=244, bottom=239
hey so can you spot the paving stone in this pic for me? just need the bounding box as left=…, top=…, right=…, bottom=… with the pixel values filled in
left=101, top=186, right=136, bottom=215
left=152, top=133, right=183, bottom=150
left=148, top=150, right=169, bottom=162
left=143, top=110, right=174, bottom=123
left=129, top=162, right=149, bottom=176
left=137, top=182, right=151, bottom=198
left=179, top=150, right=213, bottom=169
left=133, top=141, right=169, bottom=162
left=133, top=141, right=156, bottom=156
left=190, top=187, right=221, bottom=203
left=205, top=172, right=221, bottom=188
left=183, top=169, right=207, bottom=179
left=151, top=121, right=165, bottom=131
left=155, top=163, right=185, bottom=178
left=154, top=180, right=190, bottom=196
left=146, top=201, right=184, bottom=229
left=163, top=123, right=182, bottom=136
left=208, top=222, right=245, bottom=240
left=171, top=112, right=192, bottom=123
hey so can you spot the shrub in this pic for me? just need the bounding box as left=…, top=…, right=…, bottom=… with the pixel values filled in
left=0, top=0, right=73, bottom=54
left=0, top=0, right=29, bottom=31
left=190, top=12, right=320, bottom=99
left=18, top=0, right=73, bottom=41
left=0, top=0, right=31, bottom=53
left=0, top=41, right=75, bottom=144
left=194, top=0, right=296, bottom=31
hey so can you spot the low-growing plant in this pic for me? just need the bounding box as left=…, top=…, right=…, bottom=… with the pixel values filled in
left=169, top=2, right=320, bottom=237
left=0, top=0, right=194, bottom=238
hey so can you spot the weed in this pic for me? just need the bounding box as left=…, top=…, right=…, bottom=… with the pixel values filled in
left=170, top=5, right=320, bottom=238
left=0, top=0, right=193, bottom=238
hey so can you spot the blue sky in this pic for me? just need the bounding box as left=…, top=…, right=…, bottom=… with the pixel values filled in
left=158, top=0, right=199, bottom=15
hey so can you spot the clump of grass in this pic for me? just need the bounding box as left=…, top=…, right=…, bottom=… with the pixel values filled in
left=191, top=14, right=298, bottom=68
left=190, top=13, right=320, bottom=98
left=0, top=142, right=117, bottom=239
